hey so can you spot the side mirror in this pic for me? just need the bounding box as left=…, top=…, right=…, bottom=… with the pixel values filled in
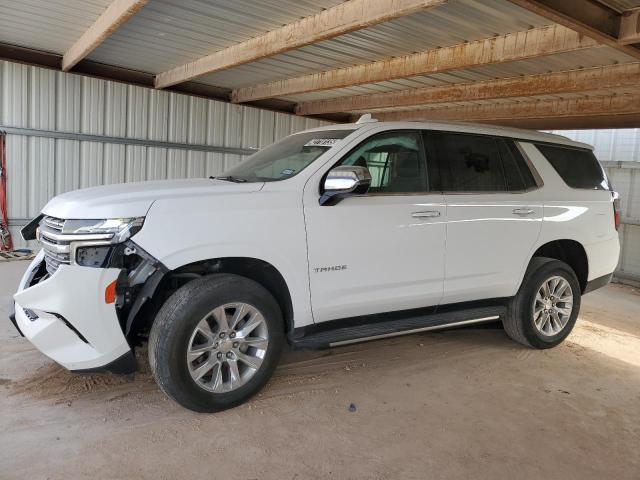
left=319, top=165, right=372, bottom=206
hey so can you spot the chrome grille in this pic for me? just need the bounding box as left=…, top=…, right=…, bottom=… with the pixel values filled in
left=39, top=216, right=71, bottom=275
left=43, top=216, right=64, bottom=232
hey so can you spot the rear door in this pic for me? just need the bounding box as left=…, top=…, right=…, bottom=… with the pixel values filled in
left=425, top=131, right=544, bottom=304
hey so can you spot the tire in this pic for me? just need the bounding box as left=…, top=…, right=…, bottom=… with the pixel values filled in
left=149, top=273, right=284, bottom=412
left=503, top=257, right=581, bottom=349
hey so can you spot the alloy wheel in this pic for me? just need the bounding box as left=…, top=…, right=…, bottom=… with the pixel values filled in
left=187, top=303, right=269, bottom=393
left=532, top=276, right=574, bottom=336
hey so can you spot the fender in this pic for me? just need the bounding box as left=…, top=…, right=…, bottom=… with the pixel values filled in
left=132, top=193, right=314, bottom=328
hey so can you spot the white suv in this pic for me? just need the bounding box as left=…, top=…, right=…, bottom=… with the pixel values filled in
left=11, top=117, right=620, bottom=412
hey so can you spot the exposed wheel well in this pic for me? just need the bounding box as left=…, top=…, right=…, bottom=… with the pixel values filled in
left=129, top=257, right=294, bottom=341
left=530, top=240, right=588, bottom=292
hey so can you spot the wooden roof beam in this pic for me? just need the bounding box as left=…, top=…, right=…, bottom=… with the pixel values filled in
left=505, top=0, right=640, bottom=59
left=619, top=9, right=640, bottom=45
left=62, top=0, right=148, bottom=71
left=367, top=92, right=640, bottom=124
left=154, top=0, right=447, bottom=89
left=232, top=24, right=600, bottom=103
left=295, top=63, right=640, bottom=115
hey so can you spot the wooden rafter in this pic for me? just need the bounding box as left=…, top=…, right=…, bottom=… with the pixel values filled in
left=369, top=92, right=640, bottom=124
left=505, top=0, right=640, bottom=59
left=295, top=63, right=640, bottom=115
left=154, top=0, right=447, bottom=89
left=619, top=9, right=640, bottom=45
left=62, top=0, right=148, bottom=71
left=231, top=25, right=600, bottom=103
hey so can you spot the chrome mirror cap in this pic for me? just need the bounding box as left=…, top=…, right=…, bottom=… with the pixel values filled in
left=320, top=166, right=371, bottom=206
left=324, top=166, right=372, bottom=192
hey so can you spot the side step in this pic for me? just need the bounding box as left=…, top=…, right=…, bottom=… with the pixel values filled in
left=291, top=306, right=506, bottom=349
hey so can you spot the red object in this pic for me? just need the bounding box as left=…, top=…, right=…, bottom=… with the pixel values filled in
left=105, top=280, right=117, bottom=304
left=0, top=133, right=14, bottom=252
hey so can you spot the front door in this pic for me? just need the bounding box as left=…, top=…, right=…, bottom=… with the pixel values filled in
left=303, top=130, right=446, bottom=323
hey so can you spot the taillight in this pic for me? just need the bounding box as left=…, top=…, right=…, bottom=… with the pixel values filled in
left=612, top=192, right=621, bottom=231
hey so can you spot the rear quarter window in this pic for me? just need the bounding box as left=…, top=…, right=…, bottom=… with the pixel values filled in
left=536, top=144, right=610, bottom=190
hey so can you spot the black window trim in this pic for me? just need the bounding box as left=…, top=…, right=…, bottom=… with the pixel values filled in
left=424, top=129, right=543, bottom=195
left=512, top=140, right=545, bottom=190
left=321, top=129, right=440, bottom=197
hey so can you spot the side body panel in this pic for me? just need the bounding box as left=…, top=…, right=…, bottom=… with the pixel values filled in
left=303, top=193, right=446, bottom=322
left=132, top=186, right=316, bottom=327
left=517, top=142, right=620, bottom=287
left=441, top=191, right=543, bottom=303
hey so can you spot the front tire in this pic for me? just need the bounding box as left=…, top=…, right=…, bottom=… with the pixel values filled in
left=503, top=258, right=581, bottom=349
left=149, top=274, right=284, bottom=412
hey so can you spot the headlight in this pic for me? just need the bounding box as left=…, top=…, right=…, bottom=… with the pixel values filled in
left=63, top=217, right=144, bottom=243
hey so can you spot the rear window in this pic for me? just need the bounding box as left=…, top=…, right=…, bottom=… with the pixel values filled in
left=536, top=144, right=610, bottom=190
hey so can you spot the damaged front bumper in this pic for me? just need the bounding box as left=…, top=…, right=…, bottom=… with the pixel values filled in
left=12, top=250, right=136, bottom=373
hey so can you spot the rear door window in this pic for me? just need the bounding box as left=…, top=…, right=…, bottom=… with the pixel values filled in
left=536, top=144, right=610, bottom=190
left=428, top=132, right=504, bottom=192
left=426, top=132, right=537, bottom=192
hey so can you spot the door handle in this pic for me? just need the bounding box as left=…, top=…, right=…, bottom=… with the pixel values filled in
left=412, top=210, right=441, bottom=218
left=512, top=208, right=535, bottom=216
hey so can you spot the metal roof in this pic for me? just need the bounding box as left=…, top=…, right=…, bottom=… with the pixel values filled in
left=186, top=0, right=553, bottom=89
left=0, top=0, right=113, bottom=54
left=89, top=0, right=347, bottom=74
left=0, top=0, right=639, bottom=128
left=599, top=0, right=640, bottom=12
left=278, top=47, right=635, bottom=103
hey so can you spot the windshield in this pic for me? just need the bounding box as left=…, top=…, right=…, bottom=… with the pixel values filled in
left=222, top=129, right=354, bottom=182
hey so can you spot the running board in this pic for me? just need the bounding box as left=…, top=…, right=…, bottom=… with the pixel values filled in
left=291, top=306, right=506, bottom=349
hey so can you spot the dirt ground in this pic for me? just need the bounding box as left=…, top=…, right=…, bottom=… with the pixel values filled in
left=1, top=260, right=639, bottom=480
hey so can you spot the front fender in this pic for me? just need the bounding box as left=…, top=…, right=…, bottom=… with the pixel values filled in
left=132, top=194, right=313, bottom=327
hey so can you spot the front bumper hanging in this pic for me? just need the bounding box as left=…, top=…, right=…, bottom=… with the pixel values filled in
left=12, top=250, right=135, bottom=373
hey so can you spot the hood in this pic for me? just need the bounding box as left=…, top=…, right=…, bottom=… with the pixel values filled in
left=42, top=178, right=264, bottom=219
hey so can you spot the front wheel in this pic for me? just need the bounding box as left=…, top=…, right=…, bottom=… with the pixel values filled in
left=149, top=274, right=284, bottom=412
left=503, top=258, right=581, bottom=349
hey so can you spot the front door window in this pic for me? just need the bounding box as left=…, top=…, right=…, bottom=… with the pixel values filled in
left=338, top=131, right=429, bottom=194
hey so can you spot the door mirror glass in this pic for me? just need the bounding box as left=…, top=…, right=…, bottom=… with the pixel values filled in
left=320, top=166, right=371, bottom=205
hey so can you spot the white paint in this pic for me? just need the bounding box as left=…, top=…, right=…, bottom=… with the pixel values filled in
left=14, top=120, right=621, bottom=369
left=13, top=251, right=130, bottom=370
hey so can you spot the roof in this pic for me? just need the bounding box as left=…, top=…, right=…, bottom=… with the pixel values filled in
left=1, top=0, right=639, bottom=129
left=304, top=119, right=593, bottom=149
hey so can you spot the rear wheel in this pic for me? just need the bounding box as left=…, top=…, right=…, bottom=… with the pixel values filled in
left=503, top=258, right=581, bottom=349
left=149, top=274, right=284, bottom=412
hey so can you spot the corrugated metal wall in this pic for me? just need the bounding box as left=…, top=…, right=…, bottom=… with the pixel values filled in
left=1, top=61, right=330, bottom=247
left=553, top=129, right=640, bottom=284
left=605, top=163, right=640, bottom=284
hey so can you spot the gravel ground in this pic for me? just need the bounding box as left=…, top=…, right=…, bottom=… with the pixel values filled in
left=1, top=260, right=639, bottom=479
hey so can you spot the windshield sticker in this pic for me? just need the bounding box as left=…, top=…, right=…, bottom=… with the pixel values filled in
left=304, top=138, right=340, bottom=147
left=281, top=168, right=295, bottom=176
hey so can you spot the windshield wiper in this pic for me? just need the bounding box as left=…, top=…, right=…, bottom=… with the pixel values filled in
left=210, top=175, right=247, bottom=183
